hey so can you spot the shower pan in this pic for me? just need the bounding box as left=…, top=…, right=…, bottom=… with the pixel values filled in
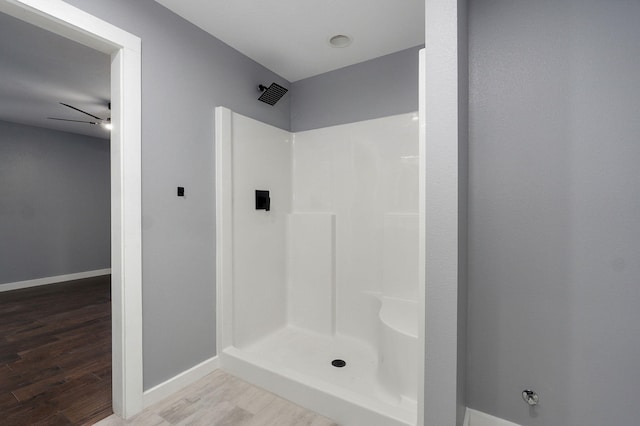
left=215, top=106, right=422, bottom=426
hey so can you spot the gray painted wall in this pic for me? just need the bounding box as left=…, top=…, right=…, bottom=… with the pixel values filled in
left=0, top=120, right=110, bottom=284
left=457, top=0, right=468, bottom=424
left=468, top=1, right=640, bottom=425
left=63, top=0, right=290, bottom=389
left=290, top=45, right=422, bottom=132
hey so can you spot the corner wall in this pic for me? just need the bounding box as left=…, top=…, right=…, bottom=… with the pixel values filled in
left=0, top=120, right=110, bottom=285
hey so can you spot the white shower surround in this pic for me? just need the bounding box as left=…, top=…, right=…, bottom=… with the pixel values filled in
left=216, top=107, right=421, bottom=425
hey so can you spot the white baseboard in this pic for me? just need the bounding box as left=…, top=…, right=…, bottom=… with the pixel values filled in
left=0, top=269, right=112, bottom=292
left=464, top=408, right=522, bottom=426
left=143, top=356, right=220, bottom=408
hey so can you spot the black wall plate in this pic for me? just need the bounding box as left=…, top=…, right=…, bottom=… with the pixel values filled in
left=255, top=190, right=270, bottom=211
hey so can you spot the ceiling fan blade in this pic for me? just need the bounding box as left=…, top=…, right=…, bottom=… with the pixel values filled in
left=48, top=117, right=97, bottom=124
left=60, top=102, right=103, bottom=120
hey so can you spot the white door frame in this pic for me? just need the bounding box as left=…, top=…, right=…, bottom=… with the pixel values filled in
left=0, top=0, right=143, bottom=418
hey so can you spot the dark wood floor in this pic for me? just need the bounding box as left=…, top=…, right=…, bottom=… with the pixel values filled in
left=0, top=275, right=112, bottom=425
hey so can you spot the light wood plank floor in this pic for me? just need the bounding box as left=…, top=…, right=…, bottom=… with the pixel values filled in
left=96, top=369, right=338, bottom=426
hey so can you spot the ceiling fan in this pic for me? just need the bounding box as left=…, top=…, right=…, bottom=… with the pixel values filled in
left=48, top=102, right=112, bottom=130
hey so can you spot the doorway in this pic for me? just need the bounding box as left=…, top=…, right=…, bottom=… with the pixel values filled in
left=0, top=0, right=142, bottom=419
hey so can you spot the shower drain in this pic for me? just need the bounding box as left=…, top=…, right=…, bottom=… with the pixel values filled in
left=331, top=359, right=346, bottom=368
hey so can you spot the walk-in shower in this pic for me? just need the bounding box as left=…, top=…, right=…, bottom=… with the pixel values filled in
left=215, top=107, right=422, bottom=425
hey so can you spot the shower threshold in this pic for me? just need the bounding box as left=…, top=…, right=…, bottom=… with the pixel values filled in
left=220, top=326, right=416, bottom=426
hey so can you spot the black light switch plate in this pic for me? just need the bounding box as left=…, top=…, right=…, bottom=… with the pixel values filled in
left=177, top=187, right=185, bottom=197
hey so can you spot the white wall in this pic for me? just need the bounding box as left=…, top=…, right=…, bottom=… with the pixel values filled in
left=227, top=111, right=418, bottom=349
left=287, top=213, right=336, bottom=335
left=231, top=113, right=292, bottom=348
left=292, top=113, right=419, bottom=344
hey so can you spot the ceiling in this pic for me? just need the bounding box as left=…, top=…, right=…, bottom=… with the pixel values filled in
left=0, top=2, right=424, bottom=139
left=155, top=0, right=425, bottom=82
left=0, top=12, right=111, bottom=140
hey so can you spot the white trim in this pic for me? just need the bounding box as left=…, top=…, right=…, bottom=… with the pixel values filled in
left=0, top=0, right=144, bottom=419
left=417, top=48, right=426, bottom=426
left=111, top=38, right=144, bottom=420
left=0, top=269, right=112, bottom=292
left=215, top=107, right=234, bottom=352
left=142, top=357, right=220, bottom=408
left=464, top=408, right=522, bottom=426
left=0, top=0, right=139, bottom=53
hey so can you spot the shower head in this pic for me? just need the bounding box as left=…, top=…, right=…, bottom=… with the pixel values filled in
left=258, top=83, right=288, bottom=106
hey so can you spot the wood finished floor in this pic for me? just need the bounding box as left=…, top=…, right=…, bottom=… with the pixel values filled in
left=0, top=275, right=112, bottom=425
left=97, top=369, right=338, bottom=426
